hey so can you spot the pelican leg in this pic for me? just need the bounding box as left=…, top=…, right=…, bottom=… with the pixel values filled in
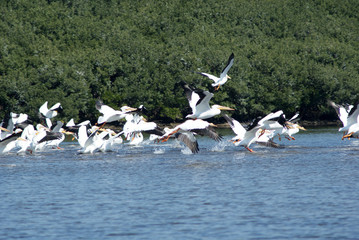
left=342, top=132, right=353, bottom=140
left=278, top=133, right=282, bottom=141
left=229, top=139, right=241, bottom=144
left=258, top=129, right=266, bottom=138
left=214, top=84, right=220, bottom=91
left=285, top=136, right=295, bottom=141
left=160, top=129, right=180, bottom=142
left=99, top=122, right=107, bottom=129
left=244, top=146, right=254, bottom=153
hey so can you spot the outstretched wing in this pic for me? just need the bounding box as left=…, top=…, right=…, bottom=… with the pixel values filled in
left=175, top=131, right=199, bottom=154
left=219, top=53, right=234, bottom=79
left=196, top=72, right=220, bottom=82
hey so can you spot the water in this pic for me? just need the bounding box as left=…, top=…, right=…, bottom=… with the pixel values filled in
left=1, top=128, right=359, bottom=239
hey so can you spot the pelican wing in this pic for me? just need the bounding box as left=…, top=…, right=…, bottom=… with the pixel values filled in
left=175, top=131, right=199, bottom=153
left=196, top=72, right=220, bottom=82
left=39, top=101, right=49, bottom=116
left=219, top=53, right=234, bottom=79
left=223, top=114, right=246, bottom=138
left=192, top=126, right=223, bottom=142
left=49, top=102, right=62, bottom=111
left=329, top=101, right=349, bottom=126
left=256, top=139, right=284, bottom=149
left=194, top=90, right=213, bottom=115
left=347, top=103, right=359, bottom=126
left=38, top=132, right=63, bottom=144
left=181, top=82, right=205, bottom=113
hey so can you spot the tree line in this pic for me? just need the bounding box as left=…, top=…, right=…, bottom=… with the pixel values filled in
left=1, top=0, right=359, bottom=124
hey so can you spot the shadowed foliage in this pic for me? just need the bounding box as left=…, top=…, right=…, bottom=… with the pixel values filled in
left=1, top=0, right=359, bottom=124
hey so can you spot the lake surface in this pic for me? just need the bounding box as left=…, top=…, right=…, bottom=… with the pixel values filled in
left=1, top=127, right=359, bottom=239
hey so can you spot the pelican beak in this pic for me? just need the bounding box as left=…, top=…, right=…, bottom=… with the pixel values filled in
left=227, top=75, right=231, bottom=79
left=126, top=107, right=138, bottom=112
left=62, top=130, right=74, bottom=135
left=0, top=126, right=10, bottom=132
left=297, top=125, right=306, bottom=130
left=17, top=137, right=27, bottom=141
left=218, top=105, right=235, bottom=111
left=285, top=122, right=295, bottom=129
left=209, top=123, right=218, bottom=127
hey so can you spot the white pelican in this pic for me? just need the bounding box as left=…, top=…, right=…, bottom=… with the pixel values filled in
left=150, top=127, right=200, bottom=154
left=123, top=114, right=163, bottom=145
left=95, top=100, right=137, bottom=125
left=16, top=124, right=37, bottom=154
left=37, top=121, right=72, bottom=149
left=255, top=110, right=295, bottom=140
left=328, top=101, right=354, bottom=128
left=64, top=118, right=91, bottom=139
left=99, top=129, right=123, bottom=152
left=39, top=101, right=62, bottom=118
left=329, top=101, right=359, bottom=140
left=0, top=130, right=23, bottom=154
left=159, top=119, right=222, bottom=143
left=77, top=126, right=108, bottom=154
left=281, top=113, right=306, bottom=140
left=196, top=53, right=234, bottom=90
left=223, top=114, right=281, bottom=152
left=181, top=82, right=234, bottom=119
left=1, top=112, right=28, bottom=140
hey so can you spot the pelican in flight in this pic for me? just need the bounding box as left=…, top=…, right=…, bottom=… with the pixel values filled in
left=159, top=119, right=222, bottom=149
left=223, top=114, right=281, bottom=152
left=77, top=126, right=109, bottom=154
left=181, top=81, right=234, bottom=119
left=196, top=53, right=234, bottom=90
left=39, top=101, right=63, bottom=119
left=329, top=100, right=359, bottom=139
left=281, top=113, right=306, bottom=140
left=123, top=113, right=163, bottom=145
left=95, top=100, right=137, bottom=125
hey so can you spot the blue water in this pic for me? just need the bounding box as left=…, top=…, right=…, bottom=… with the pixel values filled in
left=1, top=128, right=359, bottom=239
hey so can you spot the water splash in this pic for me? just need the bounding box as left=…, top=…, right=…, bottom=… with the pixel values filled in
left=154, top=148, right=165, bottom=154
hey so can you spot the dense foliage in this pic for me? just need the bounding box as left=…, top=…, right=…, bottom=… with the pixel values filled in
left=1, top=0, right=359, bottom=124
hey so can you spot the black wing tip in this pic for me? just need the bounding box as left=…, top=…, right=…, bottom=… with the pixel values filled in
left=95, top=100, right=104, bottom=110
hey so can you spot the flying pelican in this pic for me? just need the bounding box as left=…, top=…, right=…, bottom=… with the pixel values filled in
left=181, top=81, right=234, bottom=119
left=149, top=127, right=200, bottom=154
left=281, top=113, right=306, bottom=140
left=196, top=53, right=234, bottom=90
left=123, top=114, right=163, bottom=145
left=95, top=100, right=137, bottom=125
left=223, top=114, right=281, bottom=152
left=77, top=126, right=108, bottom=154
left=255, top=110, right=294, bottom=139
left=39, top=101, right=63, bottom=119
left=99, top=129, right=123, bottom=152
left=329, top=101, right=359, bottom=139
left=159, top=119, right=222, bottom=144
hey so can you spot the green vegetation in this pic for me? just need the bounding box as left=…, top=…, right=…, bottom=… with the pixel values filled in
left=1, top=0, right=359, bottom=123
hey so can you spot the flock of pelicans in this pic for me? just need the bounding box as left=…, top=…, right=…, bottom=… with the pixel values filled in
left=0, top=53, right=357, bottom=155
